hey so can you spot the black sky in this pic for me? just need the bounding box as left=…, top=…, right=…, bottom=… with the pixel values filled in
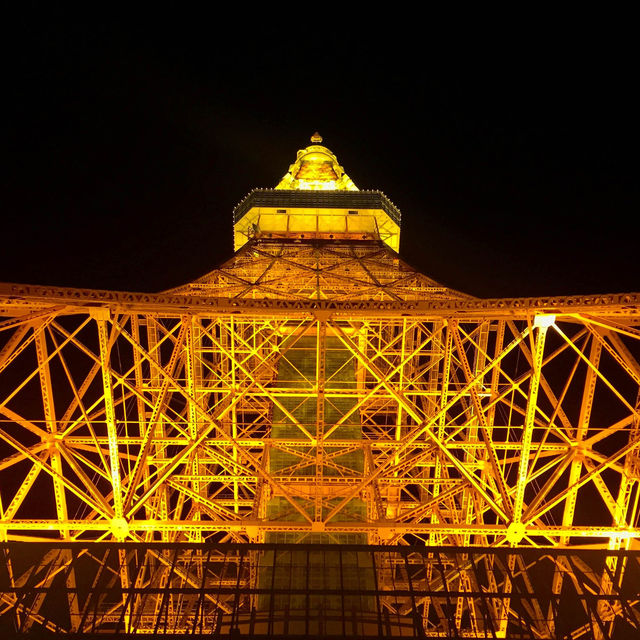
left=2, top=14, right=638, bottom=298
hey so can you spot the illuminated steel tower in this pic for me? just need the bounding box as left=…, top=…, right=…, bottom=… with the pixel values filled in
left=1, top=134, right=640, bottom=638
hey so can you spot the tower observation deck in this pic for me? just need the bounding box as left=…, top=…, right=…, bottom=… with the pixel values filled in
left=1, top=135, right=640, bottom=638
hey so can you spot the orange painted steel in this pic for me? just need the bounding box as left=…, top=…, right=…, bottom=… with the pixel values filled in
left=1, top=136, right=639, bottom=637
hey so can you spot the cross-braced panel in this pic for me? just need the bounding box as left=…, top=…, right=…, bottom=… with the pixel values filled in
left=1, top=237, right=640, bottom=637
left=1, top=296, right=639, bottom=636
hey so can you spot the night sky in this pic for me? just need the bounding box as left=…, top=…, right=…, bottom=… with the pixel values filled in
left=3, top=14, right=638, bottom=299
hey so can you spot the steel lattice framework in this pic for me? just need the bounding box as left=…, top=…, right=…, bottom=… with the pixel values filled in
left=1, top=136, right=639, bottom=638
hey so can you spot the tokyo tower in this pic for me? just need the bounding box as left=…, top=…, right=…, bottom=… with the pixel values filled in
left=1, top=134, right=639, bottom=638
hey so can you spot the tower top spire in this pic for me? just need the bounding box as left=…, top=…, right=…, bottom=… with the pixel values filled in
left=275, top=134, right=358, bottom=191
left=233, top=137, right=400, bottom=252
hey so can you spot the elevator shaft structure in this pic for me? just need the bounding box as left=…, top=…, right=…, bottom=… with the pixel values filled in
left=1, top=136, right=639, bottom=638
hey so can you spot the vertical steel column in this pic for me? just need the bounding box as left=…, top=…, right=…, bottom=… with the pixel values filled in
left=147, top=316, right=170, bottom=536
left=95, top=310, right=125, bottom=526
left=34, top=323, right=81, bottom=630
left=512, top=315, right=552, bottom=528
left=95, top=309, right=131, bottom=630
left=549, top=329, right=602, bottom=635
left=185, top=315, right=203, bottom=542
left=314, top=318, right=326, bottom=525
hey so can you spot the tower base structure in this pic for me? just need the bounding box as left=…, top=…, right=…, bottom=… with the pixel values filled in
left=3, top=542, right=640, bottom=638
